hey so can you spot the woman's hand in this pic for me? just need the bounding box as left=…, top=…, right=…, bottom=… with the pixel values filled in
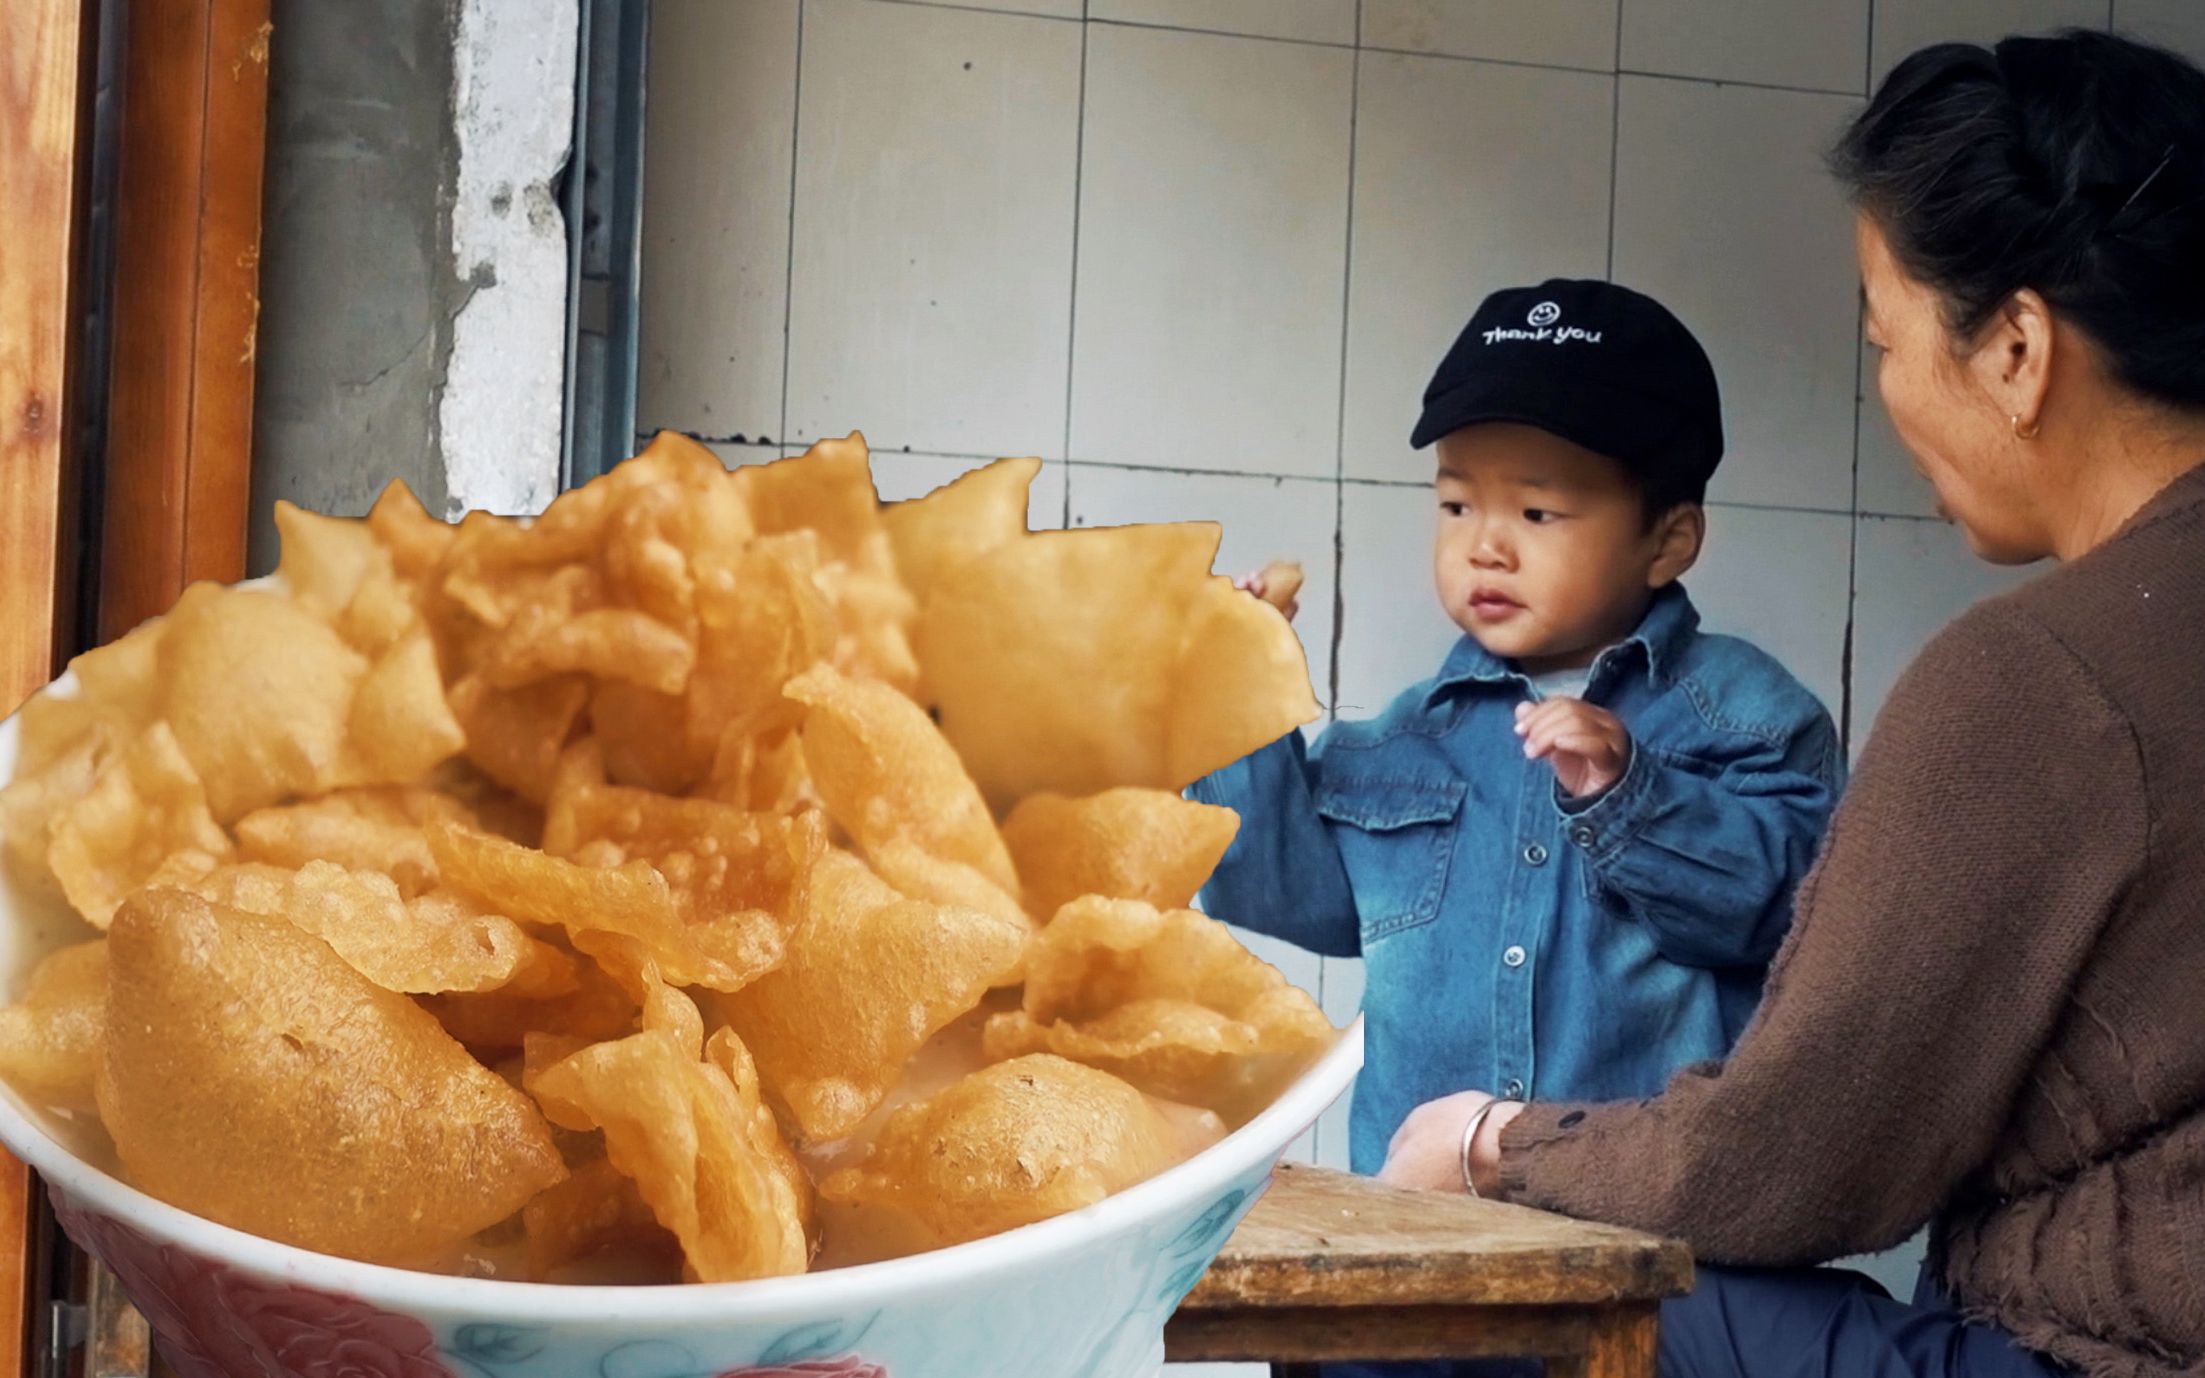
left=1378, top=1091, right=1527, bottom=1195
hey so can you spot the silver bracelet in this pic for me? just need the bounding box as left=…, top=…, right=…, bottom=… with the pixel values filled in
left=1458, top=1099, right=1517, bottom=1197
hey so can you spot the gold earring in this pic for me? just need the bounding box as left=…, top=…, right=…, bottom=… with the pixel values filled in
left=2011, top=414, right=2041, bottom=441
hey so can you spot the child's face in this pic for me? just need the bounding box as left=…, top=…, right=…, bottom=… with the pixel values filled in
left=1431, top=424, right=1699, bottom=674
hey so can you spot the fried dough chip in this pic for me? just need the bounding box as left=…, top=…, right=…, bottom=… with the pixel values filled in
left=98, top=889, right=565, bottom=1266
left=526, top=985, right=812, bottom=1282
left=274, top=500, right=384, bottom=617
left=481, top=566, right=696, bottom=697
left=983, top=898, right=1334, bottom=1122
left=158, top=583, right=370, bottom=820
left=422, top=954, right=638, bottom=1056
left=0, top=940, right=108, bottom=1113
left=449, top=671, right=590, bottom=804
left=705, top=850, right=1026, bottom=1141
left=522, top=1155, right=675, bottom=1280
left=234, top=786, right=472, bottom=897
left=920, top=524, right=1318, bottom=809
left=348, top=629, right=467, bottom=783
left=881, top=456, right=1040, bottom=606
left=160, top=859, right=575, bottom=996
left=367, top=480, right=457, bottom=580
left=430, top=816, right=809, bottom=993
left=1000, top=788, right=1240, bottom=920
left=784, top=663, right=1020, bottom=901
left=690, top=531, right=839, bottom=744
left=818, top=1054, right=1182, bottom=1250
left=46, top=722, right=232, bottom=928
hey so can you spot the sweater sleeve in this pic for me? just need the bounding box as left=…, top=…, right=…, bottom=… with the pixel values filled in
left=1496, top=604, right=2150, bottom=1266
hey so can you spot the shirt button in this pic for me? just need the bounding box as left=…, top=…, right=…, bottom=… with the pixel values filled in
left=1570, top=824, right=1597, bottom=848
left=1522, top=842, right=1549, bottom=866
left=1502, top=944, right=1527, bottom=968
left=1504, top=1078, right=1526, bottom=1099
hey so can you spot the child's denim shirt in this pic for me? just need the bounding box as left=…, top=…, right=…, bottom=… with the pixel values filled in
left=1190, top=586, right=1843, bottom=1174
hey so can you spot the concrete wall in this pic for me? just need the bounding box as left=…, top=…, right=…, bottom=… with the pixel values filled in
left=248, top=0, right=575, bottom=571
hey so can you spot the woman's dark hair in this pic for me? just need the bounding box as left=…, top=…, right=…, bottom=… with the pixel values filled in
left=1831, top=29, right=2205, bottom=412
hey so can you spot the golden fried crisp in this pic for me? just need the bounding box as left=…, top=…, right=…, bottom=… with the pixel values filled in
left=920, top=523, right=1319, bottom=810
left=999, top=788, right=1240, bottom=920
left=157, top=583, right=370, bottom=821
left=233, top=786, right=473, bottom=897
left=273, top=500, right=386, bottom=619
left=881, top=456, right=1039, bottom=608
left=98, top=888, right=566, bottom=1267
left=348, top=628, right=467, bottom=783
left=521, top=1155, right=676, bottom=1280
left=0, top=940, right=108, bottom=1113
left=690, top=530, right=840, bottom=746
left=46, top=722, right=232, bottom=928
left=819, top=1054, right=1184, bottom=1250
left=367, top=479, right=457, bottom=581
left=985, top=897, right=1334, bottom=1123
left=784, top=662, right=1021, bottom=903
left=448, top=671, right=590, bottom=804
left=161, top=859, right=574, bottom=996
left=481, top=565, right=696, bottom=697
left=527, top=983, right=813, bottom=1282
left=706, top=849, right=1026, bottom=1142
left=421, top=953, right=638, bottom=1056
left=429, top=816, right=810, bottom=993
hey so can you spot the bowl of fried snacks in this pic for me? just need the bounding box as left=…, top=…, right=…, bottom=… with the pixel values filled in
left=0, top=432, right=1362, bottom=1378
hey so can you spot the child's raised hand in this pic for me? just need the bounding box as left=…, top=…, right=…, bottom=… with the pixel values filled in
left=1514, top=697, right=1631, bottom=799
left=1232, top=560, right=1304, bottom=623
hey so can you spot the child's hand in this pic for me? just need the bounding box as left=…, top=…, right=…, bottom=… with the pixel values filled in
left=1231, top=561, right=1303, bottom=623
left=1515, top=698, right=1631, bottom=799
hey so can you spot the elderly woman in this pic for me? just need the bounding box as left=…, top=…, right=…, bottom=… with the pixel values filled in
left=1379, top=29, right=2205, bottom=1378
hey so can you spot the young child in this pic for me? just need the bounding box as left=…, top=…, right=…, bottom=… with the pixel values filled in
left=1197, top=279, right=1843, bottom=1211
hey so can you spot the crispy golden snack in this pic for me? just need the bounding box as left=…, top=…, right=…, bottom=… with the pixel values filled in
left=158, top=859, right=575, bottom=996
left=706, top=850, right=1026, bottom=1142
left=0, top=940, right=108, bottom=1113
left=920, top=523, right=1318, bottom=809
left=45, top=722, right=232, bottom=928
left=521, top=1155, right=675, bottom=1280
left=157, top=584, right=369, bottom=821
left=527, top=983, right=813, bottom=1282
left=984, top=897, right=1334, bottom=1123
left=233, top=785, right=473, bottom=897
left=784, top=662, right=1023, bottom=922
left=430, top=815, right=812, bottom=993
left=819, top=1054, right=1183, bottom=1250
left=881, top=456, right=1040, bottom=608
left=999, top=788, right=1240, bottom=921
left=448, top=671, right=590, bottom=804
left=98, top=889, right=565, bottom=1267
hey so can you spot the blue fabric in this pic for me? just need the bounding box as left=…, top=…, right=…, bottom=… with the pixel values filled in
left=1189, top=586, right=1842, bottom=1175
left=1653, top=1264, right=2073, bottom=1378
left=1319, top=1266, right=2070, bottom=1378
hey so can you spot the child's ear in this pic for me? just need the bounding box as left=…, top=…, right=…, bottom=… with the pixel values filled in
left=1647, top=504, right=1704, bottom=588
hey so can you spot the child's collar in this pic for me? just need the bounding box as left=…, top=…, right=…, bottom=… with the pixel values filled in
left=1423, top=584, right=1700, bottom=705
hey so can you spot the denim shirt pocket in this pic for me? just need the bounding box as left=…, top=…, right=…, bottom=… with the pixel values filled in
left=1313, top=776, right=1466, bottom=942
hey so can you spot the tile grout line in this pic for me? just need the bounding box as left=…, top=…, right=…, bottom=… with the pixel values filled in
left=1060, top=8, right=1090, bottom=529
left=777, top=0, right=807, bottom=451
left=1864, top=0, right=1877, bottom=98
left=1608, top=0, right=1625, bottom=278
left=1329, top=2, right=1360, bottom=728
left=1840, top=288, right=1868, bottom=756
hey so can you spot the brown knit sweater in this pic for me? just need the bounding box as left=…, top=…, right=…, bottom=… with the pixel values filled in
left=1499, top=462, right=2205, bottom=1378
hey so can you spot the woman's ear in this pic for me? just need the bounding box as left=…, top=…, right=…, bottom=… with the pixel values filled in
left=1648, top=504, right=1705, bottom=588
left=1971, top=287, right=2057, bottom=432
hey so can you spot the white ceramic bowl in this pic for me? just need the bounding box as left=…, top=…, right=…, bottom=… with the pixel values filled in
left=0, top=676, right=1363, bottom=1378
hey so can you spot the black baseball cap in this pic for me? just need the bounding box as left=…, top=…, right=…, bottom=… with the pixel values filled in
left=1411, top=279, right=1724, bottom=502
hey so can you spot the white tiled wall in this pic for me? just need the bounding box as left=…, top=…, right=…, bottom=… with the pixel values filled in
left=638, top=3, right=2203, bottom=1360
